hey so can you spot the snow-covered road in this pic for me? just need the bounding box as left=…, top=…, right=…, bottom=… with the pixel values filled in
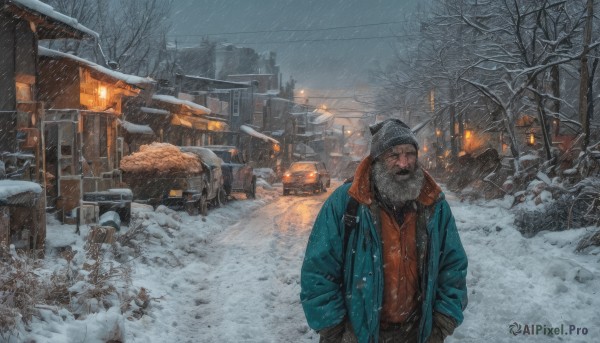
left=25, top=179, right=599, bottom=343
left=119, top=181, right=325, bottom=343
left=186, top=189, right=328, bottom=342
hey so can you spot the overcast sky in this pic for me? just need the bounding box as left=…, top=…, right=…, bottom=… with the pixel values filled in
left=169, top=0, right=422, bottom=92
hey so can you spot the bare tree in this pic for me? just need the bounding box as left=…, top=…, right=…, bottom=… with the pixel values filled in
left=43, top=0, right=173, bottom=77
left=376, top=0, right=600, bottom=176
left=578, top=0, right=594, bottom=150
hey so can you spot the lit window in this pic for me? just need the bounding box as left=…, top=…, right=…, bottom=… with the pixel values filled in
left=16, top=82, right=33, bottom=102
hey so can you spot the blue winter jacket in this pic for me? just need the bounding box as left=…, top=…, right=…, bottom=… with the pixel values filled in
left=300, top=182, right=468, bottom=343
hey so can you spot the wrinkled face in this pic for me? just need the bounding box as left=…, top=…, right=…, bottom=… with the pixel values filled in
left=380, top=144, right=418, bottom=181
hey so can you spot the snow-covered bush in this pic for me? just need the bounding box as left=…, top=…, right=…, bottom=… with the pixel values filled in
left=514, top=177, right=600, bottom=237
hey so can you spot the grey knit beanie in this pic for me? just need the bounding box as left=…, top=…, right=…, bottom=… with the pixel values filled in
left=369, top=118, right=419, bottom=159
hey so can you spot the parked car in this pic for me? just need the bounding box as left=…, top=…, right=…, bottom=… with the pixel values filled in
left=121, top=145, right=225, bottom=216
left=282, top=161, right=331, bottom=195
left=204, top=145, right=256, bottom=199
left=179, top=146, right=227, bottom=213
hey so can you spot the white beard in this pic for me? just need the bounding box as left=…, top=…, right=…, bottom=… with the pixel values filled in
left=371, top=160, right=425, bottom=206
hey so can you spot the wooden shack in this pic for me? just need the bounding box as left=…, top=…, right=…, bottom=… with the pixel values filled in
left=37, top=47, right=154, bottom=222
left=0, top=0, right=97, bottom=250
left=0, top=180, right=45, bottom=253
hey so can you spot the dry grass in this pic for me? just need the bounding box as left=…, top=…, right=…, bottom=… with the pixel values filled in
left=0, top=219, right=145, bottom=335
left=0, top=247, right=44, bottom=333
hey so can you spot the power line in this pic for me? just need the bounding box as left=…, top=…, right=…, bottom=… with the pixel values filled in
left=296, top=96, right=357, bottom=99
left=173, top=34, right=417, bottom=45
left=167, top=20, right=412, bottom=37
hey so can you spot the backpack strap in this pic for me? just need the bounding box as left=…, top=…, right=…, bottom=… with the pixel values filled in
left=342, top=196, right=360, bottom=258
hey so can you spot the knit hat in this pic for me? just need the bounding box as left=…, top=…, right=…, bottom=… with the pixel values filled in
left=369, top=118, right=419, bottom=159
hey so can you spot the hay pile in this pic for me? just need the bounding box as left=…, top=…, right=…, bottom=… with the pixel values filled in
left=120, top=143, right=202, bottom=174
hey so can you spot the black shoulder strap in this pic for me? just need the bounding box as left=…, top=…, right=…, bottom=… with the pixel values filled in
left=342, top=196, right=360, bottom=257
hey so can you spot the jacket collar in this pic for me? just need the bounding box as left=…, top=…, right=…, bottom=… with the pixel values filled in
left=348, top=156, right=441, bottom=207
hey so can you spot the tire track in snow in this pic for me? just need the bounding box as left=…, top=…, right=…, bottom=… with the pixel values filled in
left=188, top=189, right=330, bottom=342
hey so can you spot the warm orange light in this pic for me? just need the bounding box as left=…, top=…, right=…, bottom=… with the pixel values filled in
left=273, top=144, right=281, bottom=153
left=529, top=132, right=535, bottom=145
left=98, top=86, right=107, bottom=99
left=423, top=146, right=428, bottom=152
left=208, top=121, right=223, bottom=131
left=436, top=129, right=441, bottom=137
left=465, top=130, right=472, bottom=139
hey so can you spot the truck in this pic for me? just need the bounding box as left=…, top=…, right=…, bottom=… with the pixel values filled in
left=120, top=143, right=226, bottom=216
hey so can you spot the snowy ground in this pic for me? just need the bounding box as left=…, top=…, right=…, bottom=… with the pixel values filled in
left=7, top=179, right=600, bottom=343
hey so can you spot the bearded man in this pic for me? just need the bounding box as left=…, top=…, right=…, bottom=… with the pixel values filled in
left=300, top=118, right=468, bottom=343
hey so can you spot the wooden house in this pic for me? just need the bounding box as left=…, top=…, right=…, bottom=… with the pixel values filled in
left=150, top=94, right=229, bottom=146
left=174, top=74, right=254, bottom=144
left=37, top=47, right=154, bottom=222
left=0, top=0, right=96, bottom=251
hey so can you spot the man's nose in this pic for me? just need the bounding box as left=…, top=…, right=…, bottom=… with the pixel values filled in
left=395, top=155, right=410, bottom=168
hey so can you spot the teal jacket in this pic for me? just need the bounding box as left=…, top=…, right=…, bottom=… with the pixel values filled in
left=300, top=183, right=468, bottom=343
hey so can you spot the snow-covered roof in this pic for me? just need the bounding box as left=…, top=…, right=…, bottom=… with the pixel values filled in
left=271, top=129, right=285, bottom=137
left=8, top=0, right=99, bottom=40
left=179, top=74, right=252, bottom=87
left=140, top=107, right=170, bottom=116
left=118, top=119, right=154, bottom=135
left=152, top=94, right=211, bottom=115
left=0, top=180, right=42, bottom=204
left=240, top=125, right=280, bottom=146
left=310, top=109, right=334, bottom=125
left=38, top=47, right=154, bottom=87
left=294, top=143, right=316, bottom=154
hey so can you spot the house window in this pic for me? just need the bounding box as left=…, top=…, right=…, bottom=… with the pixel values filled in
left=16, top=82, right=33, bottom=102
left=232, top=90, right=240, bottom=117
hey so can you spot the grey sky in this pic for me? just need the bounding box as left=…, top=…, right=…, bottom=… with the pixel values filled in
left=169, top=0, right=421, bottom=91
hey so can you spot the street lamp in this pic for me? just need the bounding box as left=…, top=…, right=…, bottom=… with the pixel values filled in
left=295, top=89, right=309, bottom=105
